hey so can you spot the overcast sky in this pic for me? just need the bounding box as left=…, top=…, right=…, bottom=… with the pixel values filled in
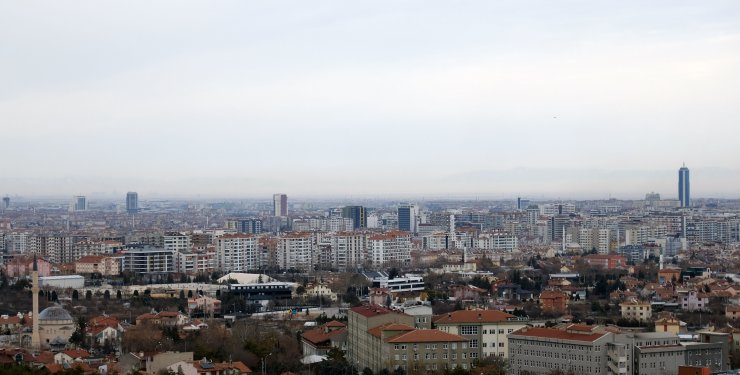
left=1, top=1, right=739, bottom=200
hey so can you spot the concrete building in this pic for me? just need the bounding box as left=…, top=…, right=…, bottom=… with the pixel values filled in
left=620, top=300, right=653, bottom=322
left=367, top=231, right=411, bottom=267
left=121, top=246, right=176, bottom=274
left=277, top=232, right=313, bottom=271
left=216, top=234, right=260, bottom=273
left=508, top=326, right=729, bottom=375
left=75, top=255, right=121, bottom=276
left=301, top=321, right=347, bottom=357
left=39, top=275, right=85, bottom=289
left=331, top=232, right=366, bottom=271
left=347, top=305, right=413, bottom=372
left=433, top=309, right=529, bottom=359
left=273, top=194, right=288, bottom=216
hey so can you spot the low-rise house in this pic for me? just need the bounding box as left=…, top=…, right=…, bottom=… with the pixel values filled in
left=74, top=255, right=121, bottom=276
left=187, top=296, right=221, bottom=316
left=677, top=290, right=709, bottom=312
left=167, top=357, right=252, bottom=375
left=301, top=320, right=347, bottom=356
left=54, top=349, right=91, bottom=365
left=725, top=305, right=740, bottom=320
left=305, top=284, right=338, bottom=302
left=539, top=290, right=568, bottom=314
left=620, top=300, right=653, bottom=322
left=136, top=311, right=189, bottom=327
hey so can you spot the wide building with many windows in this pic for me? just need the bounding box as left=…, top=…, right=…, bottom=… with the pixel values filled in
left=434, top=309, right=529, bottom=360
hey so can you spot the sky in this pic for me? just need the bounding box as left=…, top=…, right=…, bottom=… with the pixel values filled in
left=1, top=1, right=739, bottom=200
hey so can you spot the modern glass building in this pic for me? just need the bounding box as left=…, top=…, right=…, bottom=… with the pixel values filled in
left=678, top=164, right=690, bottom=208
left=341, top=205, right=366, bottom=229
left=126, top=192, right=139, bottom=214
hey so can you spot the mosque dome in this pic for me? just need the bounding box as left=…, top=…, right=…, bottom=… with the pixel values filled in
left=38, top=306, right=73, bottom=322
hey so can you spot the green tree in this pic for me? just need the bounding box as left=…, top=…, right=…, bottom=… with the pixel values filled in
left=104, top=290, right=110, bottom=300
left=85, top=290, right=92, bottom=300
left=179, top=290, right=185, bottom=299
left=69, top=316, right=88, bottom=348
left=133, top=290, right=139, bottom=297
left=117, top=290, right=122, bottom=300
left=187, top=290, right=193, bottom=298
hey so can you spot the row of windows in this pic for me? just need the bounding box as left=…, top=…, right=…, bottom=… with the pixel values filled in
left=393, top=342, right=468, bottom=350
left=393, top=352, right=475, bottom=361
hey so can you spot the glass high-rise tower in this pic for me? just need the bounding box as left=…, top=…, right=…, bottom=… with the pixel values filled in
left=126, top=192, right=139, bottom=214
left=678, top=164, right=690, bottom=208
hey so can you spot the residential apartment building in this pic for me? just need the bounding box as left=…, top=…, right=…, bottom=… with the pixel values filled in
left=75, top=255, right=121, bottom=276
left=121, top=246, right=176, bottom=274
left=620, top=300, right=653, bottom=322
left=368, top=231, right=411, bottom=267
left=277, top=232, right=313, bottom=271
left=216, top=234, right=259, bottom=272
left=433, top=309, right=529, bottom=359
left=331, top=232, right=366, bottom=271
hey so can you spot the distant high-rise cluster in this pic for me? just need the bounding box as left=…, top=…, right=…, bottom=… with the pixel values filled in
left=273, top=193, right=288, bottom=216
left=126, top=192, right=139, bottom=214
left=679, top=164, right=690, bottom=208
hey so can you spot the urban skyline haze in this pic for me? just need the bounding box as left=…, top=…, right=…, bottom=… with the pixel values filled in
left=1, top=1, right=739, bottom=199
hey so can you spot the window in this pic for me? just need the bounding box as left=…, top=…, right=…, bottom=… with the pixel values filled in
left=394, top=344, right=399, bottom=350
left=498, top=329, right=504, bottom=334
left=443, top=344, right=448, bottom=349
left=460, top=326, right=479, bottom=335
left=469, top=339, right=479, bottom=348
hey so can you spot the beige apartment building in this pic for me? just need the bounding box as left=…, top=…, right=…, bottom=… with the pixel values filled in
left=433, top=309, right=529, bottom=359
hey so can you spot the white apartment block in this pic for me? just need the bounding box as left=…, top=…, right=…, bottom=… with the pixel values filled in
left=216, top=234, right=260, bottom=272
left=368, top=231, right=411, bottom=267
left=278, top=232, right=314, bottom=271
left=331, top=232, right=366, bottom=271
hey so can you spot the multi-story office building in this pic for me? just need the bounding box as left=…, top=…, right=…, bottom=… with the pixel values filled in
left=72, top=196, right=87, bottom=211
left=397, top=204, right=418, bottom=234
left=126, top=192, right=139, bottom=214
left=368, top=231, right=412, bottom=267
left=217, top=233, right=259, bottom=272
left=679, top=164, right=690, bottom=208
left=434, top=309, right=529, bottom=359
left=342, top=206, right=366, bottom=229
left=277, top=232, right=313, bottom=271
left=273, top=194, right=288, bottom=216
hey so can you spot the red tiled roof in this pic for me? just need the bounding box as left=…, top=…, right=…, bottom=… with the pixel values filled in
left=324, top=320, right=346, bottom=328
left=63, top=349, right=91, bottom=359
left=76, top=255, right=107, bottom=264
left=350, top=305, right=400, bottom=318
left=509, top=327, right=608, bottom=342
left=368, top=324, right=415, bottom=338
left=385, top=329, right=467, bottom=343
left=302, top=327, right=347, bottom=345
left=433, top=309, right=514, bottom=324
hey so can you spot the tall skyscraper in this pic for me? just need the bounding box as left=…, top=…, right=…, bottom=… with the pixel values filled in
left=126, top=192, right=139, bottom=214
left=678, top=164, right=690, bottom=208
left=2, top=196, right=9, bottom=209
left=72, top=195, right=87, bottom=211
left=341, top=206, right=366, bottom=229
left=397, top=204, right=418, bottom=233
left=273, top=194, right=288, bottom=216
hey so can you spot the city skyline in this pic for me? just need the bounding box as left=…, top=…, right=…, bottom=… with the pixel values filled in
left=2, top=1, right=739, bottom=198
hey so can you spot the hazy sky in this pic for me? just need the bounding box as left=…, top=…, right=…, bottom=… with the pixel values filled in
left=2, top=1, right=739, bottom=199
